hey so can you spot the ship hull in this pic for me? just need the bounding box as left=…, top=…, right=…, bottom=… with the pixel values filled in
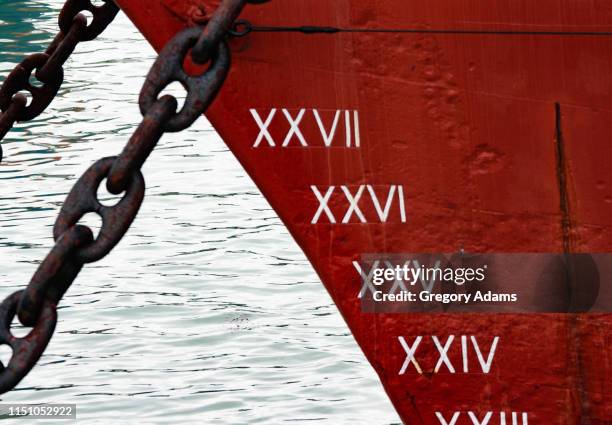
left=114, top=1, right=612, bottom=423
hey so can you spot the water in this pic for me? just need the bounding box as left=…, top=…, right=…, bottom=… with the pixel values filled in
left=0, top=1, right=401, bottom=423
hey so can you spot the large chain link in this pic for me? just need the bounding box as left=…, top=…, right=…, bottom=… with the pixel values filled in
left=0, top=0, right=119, bottom=163
left=0, top=0, right=267, bottom=394
left=191, top=0, right=269, bottom=64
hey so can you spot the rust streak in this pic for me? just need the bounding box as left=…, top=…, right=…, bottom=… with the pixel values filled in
left=555, top=103, right=591, bottom=423
left=555, top=102, right=572, bottom=253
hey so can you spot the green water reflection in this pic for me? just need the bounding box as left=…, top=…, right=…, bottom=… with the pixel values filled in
left=0, top=1, right=53, bottom=62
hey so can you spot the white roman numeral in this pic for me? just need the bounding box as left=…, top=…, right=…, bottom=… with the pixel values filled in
left=413, top=259, right=441, bottom=292
left=353, top=260, right=381, bottom=298
left=311, top=186, right=336, bottom=224
left=436, top=412, right=461, bottom=425
left=471, top=336, right=499, bottom=374
left=436, top=412, right=528, bottom=425
left=433, top=335, right=456, bottom=373
left=341, top=186, right=366, bottom=223
left=353, top=110, right=361, bottom=147
left=398, top=185, right=406, bottom=222
left=251, top=108, right=276, bottom=147
left=251, top=108, right=361, bottom=148
left=386, top=260, right=410, bottom=294
left=462, top=335, right=469, bottom=372
left=310, top=185, right=407, bottom=224
left=468, top=412, right=493, bottom=425
left=344, top=110, right=352, bottom=147
left=282, top=108, right=307, bottom=146
left=397, top=336, right=500, bottom=375
left=367, top=185, right=396, bottom=222
left=313, top=110, right=340, bottom=147
left=398, top=336, right=423, bottom=374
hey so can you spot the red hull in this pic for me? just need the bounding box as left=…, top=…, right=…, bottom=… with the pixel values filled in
left=114, top=1, right=612, bottom=423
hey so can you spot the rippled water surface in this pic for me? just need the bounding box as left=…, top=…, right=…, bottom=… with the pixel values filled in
left=0, top=1, right=401, bottom=423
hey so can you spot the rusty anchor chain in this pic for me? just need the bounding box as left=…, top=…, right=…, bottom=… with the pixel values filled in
left=0, top=0, right=268, bottom=393
left=0, top=0, right=119, bottom=163
left=191, top=0, right=269, bottom=64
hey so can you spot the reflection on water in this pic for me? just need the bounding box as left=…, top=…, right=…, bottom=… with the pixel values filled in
left=0, top=1, right=400, bottom=424
left=0, top=0, right=53, bottom=61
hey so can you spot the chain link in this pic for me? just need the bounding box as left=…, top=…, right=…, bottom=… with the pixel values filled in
left=0, top=0, right=267, bottom=394
left=191, top=0, right=269, bottom=64
left=0, top=0, right=119, bottom=163
left=0, top=94, right=27, bottom=161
